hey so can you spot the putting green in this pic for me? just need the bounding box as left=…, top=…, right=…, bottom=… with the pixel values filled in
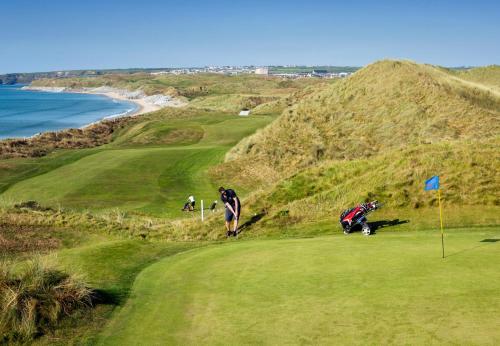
left=98, top=229, right=500, bottom=345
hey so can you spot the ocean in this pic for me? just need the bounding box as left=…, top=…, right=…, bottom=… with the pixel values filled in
left=0, top=84, right=137, bottom=139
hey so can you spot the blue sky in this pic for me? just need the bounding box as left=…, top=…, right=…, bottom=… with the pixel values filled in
left=0, top=0, right=498, bottom=73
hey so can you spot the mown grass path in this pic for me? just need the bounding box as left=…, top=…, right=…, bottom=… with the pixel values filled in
left=98, top=228, right=499, bottom=345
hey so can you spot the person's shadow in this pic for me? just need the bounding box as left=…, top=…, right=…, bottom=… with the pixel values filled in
left=236, top=211, right=267, bottom=235
left=367, top=219, right=410, bottom=234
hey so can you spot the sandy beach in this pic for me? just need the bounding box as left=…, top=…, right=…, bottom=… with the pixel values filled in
left=23, top=86, right=187, bottom=118
left=83, top=90, right=186, bottom=116
left=85, top=90, right=157, bottom=116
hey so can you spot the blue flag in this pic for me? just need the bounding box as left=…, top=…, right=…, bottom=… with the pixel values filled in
left=424, top=176, right=440, bottom=191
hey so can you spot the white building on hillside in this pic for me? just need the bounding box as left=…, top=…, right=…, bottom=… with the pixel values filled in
left=255, top=67, right=269, bottom=75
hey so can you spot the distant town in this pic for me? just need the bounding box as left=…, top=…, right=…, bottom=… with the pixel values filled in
left=0, top=65, right=361, bottom=85
left=1, top=64, right=479, bottom=85
left=150, top=66, right=358, bottom=79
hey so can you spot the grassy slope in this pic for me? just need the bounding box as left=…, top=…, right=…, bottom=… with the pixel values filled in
left=31, top=73, right=323, bottom=97
left=31, top=240, right=202, bottom=345
left=31, top=73, right=326, bottom=113
left=1, top=111, right=274, bottom=217
left=233, top=140, right=500, bottom=232
left=98, top=228, right=500, bottom=345
left=452, top=65, right=500, bottom=89
left=0, top=148, right=100, bottom=194
left=213, top=60, right=500, bottom=233
left=226, top=60, right=500, bottom=176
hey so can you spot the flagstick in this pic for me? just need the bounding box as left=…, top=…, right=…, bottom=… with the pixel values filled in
left=201, top=200, right=204, bottom=222
left=437, top=189, right=444, bottom=258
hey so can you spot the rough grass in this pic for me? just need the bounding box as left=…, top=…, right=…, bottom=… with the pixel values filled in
left=242, top=140, right=499, bottom=217
left=189, top=94, right=280, bottom=113
left=209, top=60, right=500, bottom=234
left=0, top=117, right=135, bottom=159
left=31, top=73, right=325, bottom=102
left=452, top=65, right=500, bottom=89
left=0, top=258, right=93, bottom=342
left=35, top=240, right=201, bottom=345
left=226, top=60, right=500, bottom=180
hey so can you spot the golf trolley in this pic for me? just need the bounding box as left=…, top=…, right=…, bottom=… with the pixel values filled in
left=339, top=200, right=381, bottom=236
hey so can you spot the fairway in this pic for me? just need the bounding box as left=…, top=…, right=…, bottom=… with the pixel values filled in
left=98, top=228, right=500, bottom=345
left=1, top=113, right=274, bottom=216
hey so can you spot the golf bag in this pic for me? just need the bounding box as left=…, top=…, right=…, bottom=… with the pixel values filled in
left=182, top=201, right=195, bottom=211
left=339, top=201, right=381, bottom=235
left=210, top=200, right=218, bottom=212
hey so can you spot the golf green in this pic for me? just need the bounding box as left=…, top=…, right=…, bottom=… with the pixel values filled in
left=98, top=228, right=500, bottom=345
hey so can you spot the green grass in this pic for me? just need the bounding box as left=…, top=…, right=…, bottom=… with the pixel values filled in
left=1, top=112, right=275, bottom=217
left=97, top=227, right=500, bottom=345
left=25, top=240, right=202, bottom=345
left=2, top=60, right=499, bottom=344
left=57, top=240, right=200, bottom=303
left=0, top=258, right=94, bottom=342
left=269, top=66, right=360, bottom=74
left=0, top=148, right=100, bottom=194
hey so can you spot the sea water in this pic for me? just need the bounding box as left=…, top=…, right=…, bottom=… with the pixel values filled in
left=0, top=84, right=137, bottom=139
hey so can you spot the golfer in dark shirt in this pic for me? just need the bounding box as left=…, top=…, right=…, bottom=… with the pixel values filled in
left=219, top=187, right=241, bottom=236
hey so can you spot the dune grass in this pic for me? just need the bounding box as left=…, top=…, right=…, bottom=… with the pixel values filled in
left=7, top=240, right=202, bottom=345
left=235, top=140, right=500, bottom=227
left=0, top=258, right=93, bottom=342
left=97, top=228, right=500, bottom=345
left=452, top=65, right=500, bottom=89
left=211, top=60, right=500, bottom=235
left=226, top=60, right=500, bottom=180
left=31, top=73, right=325, bottom=102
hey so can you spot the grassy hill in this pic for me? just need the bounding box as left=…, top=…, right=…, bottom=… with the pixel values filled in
left=201, top=60, right=500, bottom=236
left=30, top=73, right=327, bottom=113
left=30, top=73, right=324, bottom=98
left=225, top=60, right=500, bottom=178
left=452, top=65, right=500, bottom=89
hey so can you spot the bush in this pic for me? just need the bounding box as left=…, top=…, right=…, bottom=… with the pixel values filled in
left=0, top=258, right=94, bottom=341
left=14, top=200, right=52, bottom=211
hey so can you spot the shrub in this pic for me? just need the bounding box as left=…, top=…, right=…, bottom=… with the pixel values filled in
left=0, top=258, right=94, bottom=342
left=14, top=200, right=52, bottom=211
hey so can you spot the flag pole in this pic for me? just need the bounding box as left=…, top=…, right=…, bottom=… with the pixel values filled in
left=437, top=189, right=444, bottom=258
left=201, top=200, right=204, bottom=222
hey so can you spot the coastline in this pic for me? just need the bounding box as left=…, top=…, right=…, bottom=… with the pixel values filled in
left=22, top=85, right=187, bottom=125
left=79, top=89, right=156, bottom=117
left=0, top=85, right=188, bottom=141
